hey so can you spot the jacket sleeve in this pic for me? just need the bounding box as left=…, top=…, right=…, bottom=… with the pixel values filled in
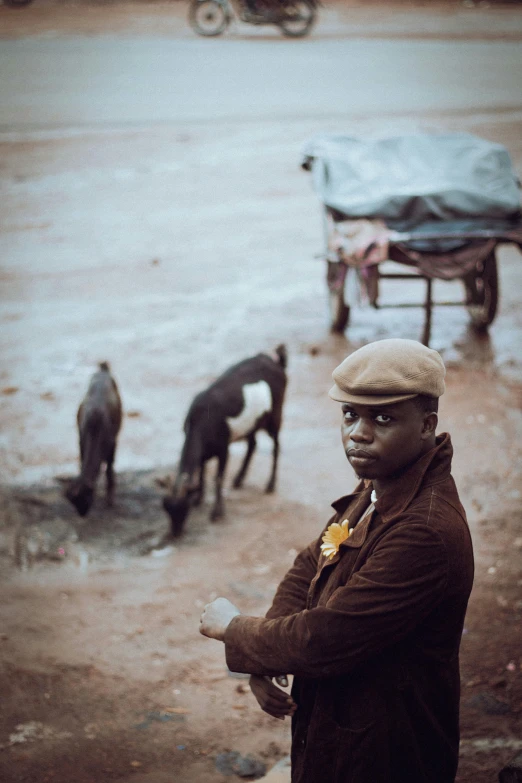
left=224, top=523, right=449, bottom=678
left=264, top=535, right=322, bottom=620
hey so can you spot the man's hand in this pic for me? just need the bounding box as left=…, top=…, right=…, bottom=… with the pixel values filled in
left=249, top=674, right=297, bottom=720
left=199, top=597, right=240, bottom=641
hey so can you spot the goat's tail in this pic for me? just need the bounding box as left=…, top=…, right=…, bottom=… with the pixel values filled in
left=99, top=361, right=111, bottom=372
left=274, top=344, right=288, bottom=370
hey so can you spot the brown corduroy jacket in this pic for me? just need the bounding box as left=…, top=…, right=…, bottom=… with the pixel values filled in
left=224, top=433, right=474, bottom=783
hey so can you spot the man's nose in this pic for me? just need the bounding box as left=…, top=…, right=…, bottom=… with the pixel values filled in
left=350, top=419, right=373, bottom=443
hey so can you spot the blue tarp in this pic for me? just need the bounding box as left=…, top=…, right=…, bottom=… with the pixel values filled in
left=302, top=133, right=521, bottom=232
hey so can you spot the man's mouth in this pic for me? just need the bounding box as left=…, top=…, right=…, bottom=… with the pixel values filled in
left=347, top=448, right=377, bottom=465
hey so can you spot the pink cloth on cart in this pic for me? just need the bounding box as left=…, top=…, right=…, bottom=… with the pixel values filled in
left=327, top=218, right=397, bottom=267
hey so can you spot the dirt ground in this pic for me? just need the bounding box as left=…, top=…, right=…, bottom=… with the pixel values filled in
left=1, top=365, right=522, bottom=783
left=1, top=1, right=522, bottom=782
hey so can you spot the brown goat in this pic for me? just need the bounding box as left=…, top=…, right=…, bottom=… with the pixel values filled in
left=65, top=362, right=123, bottom=517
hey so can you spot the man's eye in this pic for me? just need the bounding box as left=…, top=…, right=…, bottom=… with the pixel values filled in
left=343, top=411, right=357, bottom=421
left=375, top=414, right=391, bottom=424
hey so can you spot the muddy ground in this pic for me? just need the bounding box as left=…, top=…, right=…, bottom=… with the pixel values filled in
left=2, top=365, right=522, bottom=783
left=1, top=1, right=522, bottom=782
left=1, top=366, right=522, bottom=783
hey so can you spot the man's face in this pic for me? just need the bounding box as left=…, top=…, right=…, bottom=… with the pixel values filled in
left=341, top=398, right=434, bottom=483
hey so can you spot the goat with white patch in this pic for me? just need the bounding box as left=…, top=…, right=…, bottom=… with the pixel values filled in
left=163, top=345, right=288, bottom=538
left=65, top=362, right=123, bottom=517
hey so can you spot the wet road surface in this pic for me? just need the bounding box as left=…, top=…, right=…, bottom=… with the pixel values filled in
left=1, top=3, right=522, bottom=482
left=1, top=35, right=522, bottom=130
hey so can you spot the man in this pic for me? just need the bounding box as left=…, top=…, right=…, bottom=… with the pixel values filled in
left=200, top=338, right=474, bottom=783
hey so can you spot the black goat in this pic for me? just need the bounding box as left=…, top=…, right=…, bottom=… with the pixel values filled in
left=65, top=362, right=123, bottom=517
left=163, top=345, right=288, bottom=538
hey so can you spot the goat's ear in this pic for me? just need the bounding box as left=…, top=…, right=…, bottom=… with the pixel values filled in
left=275, top=344, right=288, bottom=369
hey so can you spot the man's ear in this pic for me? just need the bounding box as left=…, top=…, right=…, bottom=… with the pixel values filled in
left=421, top=412, right=438, bottom=439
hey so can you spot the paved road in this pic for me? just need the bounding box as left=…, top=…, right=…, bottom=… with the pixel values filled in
left=1, top=36, right=522, bottom=131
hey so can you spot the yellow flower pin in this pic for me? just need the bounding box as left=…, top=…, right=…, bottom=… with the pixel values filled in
left=320, top=519, right=353, bottom=560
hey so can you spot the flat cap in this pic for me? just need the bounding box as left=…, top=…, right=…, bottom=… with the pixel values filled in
left=329, top=338, right=445, bottom=405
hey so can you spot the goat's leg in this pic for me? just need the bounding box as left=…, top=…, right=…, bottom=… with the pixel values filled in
left=105, top=442, right=116, bottom=506
left=211, top=448, right=228, bottom=521
left=265, top=433, right=279, bottom=494
left=233, top=433, right=256, bottom=489
left=79, top=431, right=86, bottom=467
left=193, top=461, right=206, bottom=506
left=77, top=405, right=85, bottom=467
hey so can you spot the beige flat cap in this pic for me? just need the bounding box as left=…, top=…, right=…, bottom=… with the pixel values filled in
left=329, top=338, right=445, bottom=405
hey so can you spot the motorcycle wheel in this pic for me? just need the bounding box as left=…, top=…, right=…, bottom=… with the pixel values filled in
left=188, top=0, right=229, bottom=37
left=279, top=0, right=316, bottom=38
left=3, top=0, right=34, bottom=7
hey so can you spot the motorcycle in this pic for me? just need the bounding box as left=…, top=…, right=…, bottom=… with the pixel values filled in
left=188, top=0, right=318, bottom=38
left=3, top=0, right=34, bottom=7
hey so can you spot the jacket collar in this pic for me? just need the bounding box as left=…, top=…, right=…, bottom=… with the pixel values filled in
left=318, top=485, right=375, bottom=570
left=331, top=432, right=453, bottom=524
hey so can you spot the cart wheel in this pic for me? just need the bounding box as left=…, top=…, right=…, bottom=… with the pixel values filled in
left=329, top=289, right=350, bottom=333
left=463, top=250, right=499, bottom=331
left=327, top=261, right=350, bottom=333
